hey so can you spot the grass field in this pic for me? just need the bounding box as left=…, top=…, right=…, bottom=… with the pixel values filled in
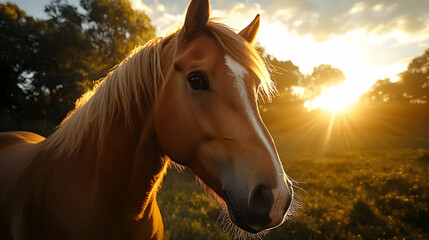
left=158, top=143, right=429, bottom=239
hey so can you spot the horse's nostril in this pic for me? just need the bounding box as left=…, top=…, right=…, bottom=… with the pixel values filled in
left=249, top=185, right=274, bottom=219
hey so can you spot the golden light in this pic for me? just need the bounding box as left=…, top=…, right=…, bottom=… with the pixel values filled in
left=300, top=84, right=363, bottom=113
left=257, top=20, right=410, bottom=114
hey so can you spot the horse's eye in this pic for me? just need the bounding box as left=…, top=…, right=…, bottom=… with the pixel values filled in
left=187, top=72, right=209, bottom=90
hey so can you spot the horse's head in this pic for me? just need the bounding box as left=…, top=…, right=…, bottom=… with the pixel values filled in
left=154, top=0, right=293, bottom=235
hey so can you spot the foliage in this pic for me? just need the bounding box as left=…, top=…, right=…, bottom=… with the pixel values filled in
left=0, top=3, right=40, bottom=113
left=31, top=0, right=90, bottom=120
left=81, top=0, right=154, bottom=79
left=0, top=0, right=154, bottom=128
left=262, top=57, right=348, bottom=112
left=361, top=50, right=429, bottom=106
left=260, top=56, right=305, bottom=113
left=308, top=64, right=345, bottom=87
left=300, top=64, right=346, bottom=101
left=269, top=56, right=301, bottom=92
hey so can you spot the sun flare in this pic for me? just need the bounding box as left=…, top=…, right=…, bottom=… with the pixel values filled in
left=258, top=20, right=410, bottom=113
left=301, top=85, right=360, bottom=113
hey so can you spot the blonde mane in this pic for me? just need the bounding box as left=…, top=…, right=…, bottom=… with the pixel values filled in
left=42, top=20, right=276, bottom=156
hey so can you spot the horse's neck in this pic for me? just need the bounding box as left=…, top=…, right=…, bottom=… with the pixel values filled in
left=88, top=116, right=167, bottom=222
left=38, top=113, right=167, bottom=233
left=122, top=118, right=168, bottom=220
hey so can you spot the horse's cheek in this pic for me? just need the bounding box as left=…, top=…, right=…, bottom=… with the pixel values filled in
left=155, top=92, right=196, bottom=166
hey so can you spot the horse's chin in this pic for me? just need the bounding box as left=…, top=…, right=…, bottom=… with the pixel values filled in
left=194, top=176, right=270, bottom=240
left=218, top=204, right=270, bottom=240
left=223, top=191, right=260, bottom=233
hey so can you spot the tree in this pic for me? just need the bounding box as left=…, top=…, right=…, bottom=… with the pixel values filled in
left=398, top=50, right=429, bottom=104
left=309, top=64, right=345, bottom=87
left=269, top=57, right=301, bottom=92
left=0, top=3, right=39, bottom=113
left=293, top=64, right=345, bottom=101
left=81, top=0, right=155, bottom=81
left=260, top=58, right=346, bottom=112
left=0, top=0, right=155, bottom=130
left=26, top=0, right=91, bottom=120
left=267, top=56, right=304, bottom=107
left=361, top=50, right=429, bottom=106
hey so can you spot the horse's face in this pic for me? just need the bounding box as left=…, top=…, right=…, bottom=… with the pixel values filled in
left=154, top=0, right=293, bottom=234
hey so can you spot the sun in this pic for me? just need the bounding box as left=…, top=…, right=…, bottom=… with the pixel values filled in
left=303, top=85, right=358, bottom=113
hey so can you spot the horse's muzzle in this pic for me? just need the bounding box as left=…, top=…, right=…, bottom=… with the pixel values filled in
left=222, top=182, right=290, bottom=233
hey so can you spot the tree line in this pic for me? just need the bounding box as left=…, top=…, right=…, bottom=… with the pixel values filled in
left=0, top=0, right=427, bottom=134
left=267, top=51, right=429, bottom=110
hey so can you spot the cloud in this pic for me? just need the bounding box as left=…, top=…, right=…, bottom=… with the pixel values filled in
left=128, top=0, right=183, bottom=32
left=211, top=3, right=265, bottom=31
left=129, top=0, right=265, bottom=34
left=129, top=0, right=153, bottom=14
left=135, top=0, right=429, bottom=42
left=267, top=0, right=429, bottom=41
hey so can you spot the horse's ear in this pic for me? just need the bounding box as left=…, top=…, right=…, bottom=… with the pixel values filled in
left=239, top=14, right=260, bottom=44
left=184, top=0, right=210, bottom=38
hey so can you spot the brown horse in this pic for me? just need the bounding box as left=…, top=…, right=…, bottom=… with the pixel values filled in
left=0, top=0, right=295, bottom=239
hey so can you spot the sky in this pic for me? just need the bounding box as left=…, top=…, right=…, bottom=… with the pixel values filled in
left=5, top=0, right=429, bottom=110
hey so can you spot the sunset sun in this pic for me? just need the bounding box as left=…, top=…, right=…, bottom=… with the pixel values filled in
left=303, top=85, right=359, bottom=113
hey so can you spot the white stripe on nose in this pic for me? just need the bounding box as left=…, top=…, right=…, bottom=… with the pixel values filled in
left=224, top=55, right=283, bottom=178
left=225, top=54, right=290, bottom=226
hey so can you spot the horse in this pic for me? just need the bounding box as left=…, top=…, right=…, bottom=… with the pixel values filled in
left=0, top=0, right=295, bottom=239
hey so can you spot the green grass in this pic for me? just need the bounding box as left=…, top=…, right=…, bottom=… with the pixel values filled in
left=158, top=169, right=229, bottom=240
left=158, top=148, right=429, bottom=239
